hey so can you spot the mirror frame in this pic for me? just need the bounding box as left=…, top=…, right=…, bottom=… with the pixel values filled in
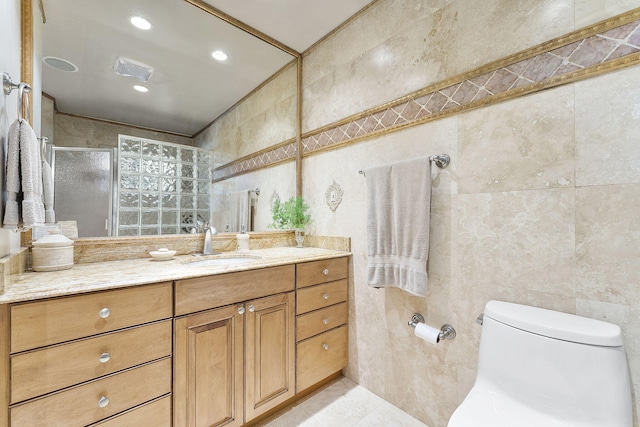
left=21, top=0, right=303, bottom=241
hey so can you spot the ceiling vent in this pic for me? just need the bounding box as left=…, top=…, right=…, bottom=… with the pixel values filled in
left=113, top=56, right=154, bottom=82
left=43, top=56, right=79, bottom=72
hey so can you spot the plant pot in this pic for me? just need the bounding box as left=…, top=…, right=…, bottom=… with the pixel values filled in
left=294, top=228, right=305, bottom=248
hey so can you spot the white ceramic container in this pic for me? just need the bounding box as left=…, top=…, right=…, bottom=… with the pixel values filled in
left=32, top=231, right=74, bottom=272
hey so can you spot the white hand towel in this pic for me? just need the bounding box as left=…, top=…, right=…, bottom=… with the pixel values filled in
left=229, top=190, right=251, bottom=232
left=365, top=157, right=431, bottom=297
left=3, top=120, right=21, bottom=227
left=19, top=120, right=45, bottom=227
left=42, top=159, right=55, bottom=223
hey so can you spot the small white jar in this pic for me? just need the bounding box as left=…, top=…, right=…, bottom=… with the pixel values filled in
left=32, top=231, right=74, bottom=272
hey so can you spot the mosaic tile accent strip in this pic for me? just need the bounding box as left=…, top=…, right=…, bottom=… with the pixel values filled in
left=212, top=10, right=640, bottom=181
left=213, top=140, right=297, bottom=182
left=301, top=17, right=640, bottom=155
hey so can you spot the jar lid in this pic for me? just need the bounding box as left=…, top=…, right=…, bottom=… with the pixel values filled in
left=33, top=230, right=74, bottom=248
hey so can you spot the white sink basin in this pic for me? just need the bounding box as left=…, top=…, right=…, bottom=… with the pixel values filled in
left=188, top=256, right=260, bottom=267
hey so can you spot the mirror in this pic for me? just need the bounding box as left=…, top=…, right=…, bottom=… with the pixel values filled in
left=35, top=0, right=299, bottom=237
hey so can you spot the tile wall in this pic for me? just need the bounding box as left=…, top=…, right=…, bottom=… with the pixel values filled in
left=195, top=62, right=298, bottom=232
left=300, top=2, right=640, bottom=426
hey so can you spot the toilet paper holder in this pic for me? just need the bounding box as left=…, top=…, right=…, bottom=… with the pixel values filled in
left=408, top=313, right=456, bottom=341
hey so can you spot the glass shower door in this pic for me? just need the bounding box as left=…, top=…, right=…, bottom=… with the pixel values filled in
left=52, top=147, right=115, bottom=237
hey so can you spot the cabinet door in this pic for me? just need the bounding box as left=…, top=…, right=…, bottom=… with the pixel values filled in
left=245, top=292, right=295, bottom=422
left=174, top=305, right=244, bottom=427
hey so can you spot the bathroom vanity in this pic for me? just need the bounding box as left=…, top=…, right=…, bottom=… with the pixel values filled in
left=0, top=247, right=350, bottom=426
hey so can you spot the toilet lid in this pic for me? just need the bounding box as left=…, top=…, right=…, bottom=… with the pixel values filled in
left=448, top=389, right=579, bottom=427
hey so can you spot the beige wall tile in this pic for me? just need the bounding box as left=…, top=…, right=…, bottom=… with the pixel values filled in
left=575, top=66, right=640, bottom=186
left=457, top=85, right=575, bottom=194
left=576, top=0, right=640, bottom=28
left=456, top=188, right=576, bottom=297
left=196, top=62, right=297, bottom=163
left=452, top=0, right=575, bottom=73
left=576, top=183, right=640, bottom=305
left=577, top=298, right=640, bottom=420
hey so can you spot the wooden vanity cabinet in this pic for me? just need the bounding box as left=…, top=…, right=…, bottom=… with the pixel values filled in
left=6, top=282, right=173, bottom=427
left=295, top=257, right=349, bottom=392
left=174, top=265, right=296, bottom=427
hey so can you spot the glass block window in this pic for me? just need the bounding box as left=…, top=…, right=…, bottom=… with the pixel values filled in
left=116, top=135, right=212, bottom=236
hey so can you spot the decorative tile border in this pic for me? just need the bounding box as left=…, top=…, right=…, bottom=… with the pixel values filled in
left=213, top=139, right=297, bottom=182
left=301, top=12, right=640, bottom=156
left=213, top=9, right=640, bottom=181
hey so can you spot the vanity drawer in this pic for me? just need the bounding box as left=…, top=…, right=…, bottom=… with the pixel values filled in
left=296, top=325, right=348, bottom=392
left=296, top=279, right=348, bottom=315
left=11, top=320, right=172, bottom=403
left=11, top=282, right=172, bottom=353
left=296, top=302, right=347, bottom=342
left=175, top=264, right=294, bottom=316
left=296, top=257, right=348, bottom=288
left=10, top=358, right=171, bottom=427
left=93, top=395, right=171, bottom=427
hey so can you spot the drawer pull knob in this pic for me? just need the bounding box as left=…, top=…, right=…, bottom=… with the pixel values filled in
left=98, top=396, right=110, bottom=408
left=238, top=306, right=245, bottom=315
left=99, top=308, right=110, bottom=319
left=99, top=352, right=111, bottom=363
left=323, top=269, right=329, bottom=275
left=323, top=318, right=329, bottom=325
left=322, top=343, right=330, bottom=350
left=248, top=305, right=255, bottom=312
left=323, top=293, right=330, bottom=300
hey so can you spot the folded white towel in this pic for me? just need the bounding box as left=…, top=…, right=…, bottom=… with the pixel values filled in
left=42, top=159, right=55, bottom=223
left=2, top=119, right=45, bottom=228
left=365, top=157, right=431, bottom=297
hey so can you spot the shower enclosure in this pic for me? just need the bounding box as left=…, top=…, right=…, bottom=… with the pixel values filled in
left=52, top=147, right=115, bottom=237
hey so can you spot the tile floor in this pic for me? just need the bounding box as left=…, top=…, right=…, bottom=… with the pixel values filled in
left=258, top=377, right=429, bottom=427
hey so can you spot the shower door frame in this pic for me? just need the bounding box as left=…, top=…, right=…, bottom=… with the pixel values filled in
left=51, top=146, right=117, bottom=237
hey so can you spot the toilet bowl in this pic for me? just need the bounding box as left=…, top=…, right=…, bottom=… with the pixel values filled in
left=448, top=301, right=632, bottom=427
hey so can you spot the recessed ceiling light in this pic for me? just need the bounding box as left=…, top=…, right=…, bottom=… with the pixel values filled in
left=43, top=56, right=79, bottom=72
left=133, top=85, right=148, bottom=93
left=130, top=16, right=152, bottom=30
left=211, top=50, right=228, bottom=61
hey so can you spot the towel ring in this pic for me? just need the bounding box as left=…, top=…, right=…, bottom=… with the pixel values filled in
left=3, top=72, right=31, bottom=123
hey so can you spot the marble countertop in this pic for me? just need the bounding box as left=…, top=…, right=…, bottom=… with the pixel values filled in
left=1, top=247, right=351, bottom=304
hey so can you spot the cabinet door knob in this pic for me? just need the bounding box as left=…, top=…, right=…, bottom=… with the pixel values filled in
left=323, top=318, right=329, bottom=325
left=238, top=306, right=245, bottom=315
left=99, top=308, right=110, bottom=319
left=323, top=293, right=330, bottom=300
left=323, top=269, right=329, bottom=275
left=98, top=396, right=110, bottom=408
left=322, top=343, right=329, bottom=350
left=248, top=305, right=255, bottom=312
left=99, top=352, right=111, bottom=363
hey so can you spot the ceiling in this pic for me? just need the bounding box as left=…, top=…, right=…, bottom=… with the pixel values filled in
left=41, top=0, right=373, bottom=136
left=202, top=0, right=373, bottom=53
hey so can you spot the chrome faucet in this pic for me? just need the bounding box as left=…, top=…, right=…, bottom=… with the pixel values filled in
left=203, top=222, right=218, bottom=255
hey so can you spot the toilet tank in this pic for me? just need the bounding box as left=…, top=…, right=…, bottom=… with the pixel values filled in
left=473, top=301, right=632, bottom=426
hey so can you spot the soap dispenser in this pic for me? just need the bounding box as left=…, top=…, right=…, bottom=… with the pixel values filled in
left=236, top=226, right=250, bottom=253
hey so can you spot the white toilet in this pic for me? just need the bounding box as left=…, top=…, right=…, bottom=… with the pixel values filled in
left=448, top=300, right=633, bottom=427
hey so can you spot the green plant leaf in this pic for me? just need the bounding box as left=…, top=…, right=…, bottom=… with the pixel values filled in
left=269, top=196, right=312, bottom=230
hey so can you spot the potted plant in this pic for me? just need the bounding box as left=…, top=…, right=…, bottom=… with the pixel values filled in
left=270, top=196, right=312, bottom=247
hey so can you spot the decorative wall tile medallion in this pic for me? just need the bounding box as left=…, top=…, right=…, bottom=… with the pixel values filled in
left=213, top=9, right=640, bottom=182
left=325, top=181, right=344, bottom=212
